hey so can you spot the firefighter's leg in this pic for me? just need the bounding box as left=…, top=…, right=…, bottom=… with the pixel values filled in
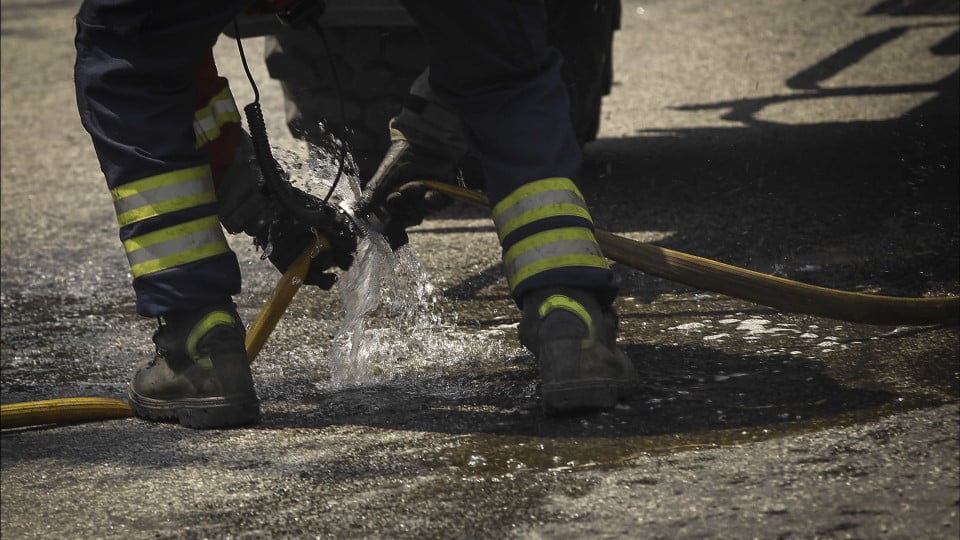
left=399, top=0, right=637, bottom=413
left=75, top=0, right=259, bottom=427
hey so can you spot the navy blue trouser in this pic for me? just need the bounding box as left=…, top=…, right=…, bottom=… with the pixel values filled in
left=399, top=0, right=616, bottom=304
left=75, top=0, right=250, bottom=316
left=76, top=0, right=615, bottom=316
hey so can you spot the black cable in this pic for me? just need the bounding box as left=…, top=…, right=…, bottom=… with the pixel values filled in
left=305, top=17, right=348, bottom=203
left=232, top=17, right=347, bottom=204
left=233, top=20, right=260, bottom=105
left=232, top=19, right=336, bottom=228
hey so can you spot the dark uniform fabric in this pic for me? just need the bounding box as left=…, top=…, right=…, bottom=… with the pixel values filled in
left=75, top=0, right=252, bottom=316
left=399, top=0, right=616, bottom=304
left=398, top=0, right=581, bottom=204
left=75, top=0, right=615, bottom=315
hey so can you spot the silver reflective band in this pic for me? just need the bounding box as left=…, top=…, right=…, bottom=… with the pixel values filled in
left=501, top=227, right=609, bottom=290
left=492, top=178, right=592, bottom=241
left=193, top=88, right=241, bottom=147
left=113, top=175, right=214, bottom=222
left=122, top=216, right=230, bottom=278
left=111, top=166, right=215, bottom=227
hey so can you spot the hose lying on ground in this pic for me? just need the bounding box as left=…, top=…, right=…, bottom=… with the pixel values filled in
left=410, top=180, right=959, bottom=327
left=0, top=397, right=135, bottom=428
left=0, top=239, right=321, bottom=430
left=594, top=230, right=957, bottom=326
left=2, top=183, right=957, bottom=429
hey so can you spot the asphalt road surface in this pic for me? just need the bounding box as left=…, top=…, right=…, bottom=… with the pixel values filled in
left=2, top=0, right=958, bottom=538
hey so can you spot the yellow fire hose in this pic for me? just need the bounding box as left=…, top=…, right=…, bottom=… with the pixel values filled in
left=2, top=182, right=957, bottom=429
left=412, top=181, right=959, bottom=327
left=0, top=237, right=323, bottom=430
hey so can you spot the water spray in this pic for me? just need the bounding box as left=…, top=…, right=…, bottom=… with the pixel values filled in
left=3, top=183, right=956, bottom=429
left=3, top=1, right=956, bottom=428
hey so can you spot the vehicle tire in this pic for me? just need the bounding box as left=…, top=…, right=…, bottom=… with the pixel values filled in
left=547, top=0, right=619, bottom=145
left=265, top=27, right=428, bottom=182
left=264, top=1, right=619, bottom=182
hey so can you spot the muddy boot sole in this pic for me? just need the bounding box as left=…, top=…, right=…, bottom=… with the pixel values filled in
left=128, top=388, right=260, bottom=429
left=541, top=378, right=631, bottom=414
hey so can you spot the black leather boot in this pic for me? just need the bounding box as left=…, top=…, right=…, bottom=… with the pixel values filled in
left=127, top=302, right=260, bottom=428
left=519, top=287, right=637, bottom=414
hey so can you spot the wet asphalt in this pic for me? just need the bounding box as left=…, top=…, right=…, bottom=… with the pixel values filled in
left=2, top=0, right=959, bottom=538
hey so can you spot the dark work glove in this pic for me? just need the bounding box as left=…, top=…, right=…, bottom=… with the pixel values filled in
left=256, top=211, right=350, bottom=289
left=358, top=69, right=470, bottom=249
left=366, top=181, right=452, bottom=249
left=256, top=185, right=357, bottom=288
left=218, top=132, right=357, bottom=288
left=216, top=134, right=278, bottom=239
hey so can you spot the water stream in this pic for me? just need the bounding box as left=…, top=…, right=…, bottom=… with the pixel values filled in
left=297, top=143, right=470, bottom=389
left=328, top=234, right=455, bottom=387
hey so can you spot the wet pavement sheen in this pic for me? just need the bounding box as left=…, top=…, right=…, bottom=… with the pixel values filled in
left=2, top=0, right=958, bottom=538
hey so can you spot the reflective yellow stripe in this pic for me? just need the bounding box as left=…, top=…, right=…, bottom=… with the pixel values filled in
left=211, top=95, right=239, bottom=115
left=496, top=203, right=594, bottom=241
left=123, top=215, right=222, bottom=252
left=494, top=188, right=588, bottom=231
left=123, top=216, right=230, bottom=278
left=193, top=87, right=238, bottom=123
left=194, top=115, right=219, bottom=144
left=112, top=166, right=215, bottom=227
left=539, top=295, right=591, bottom=324
left=186, top=311, right=237, bottom=368
left=128, top=240, right=230, bottom=278
left=114, top=174, right=213, bottom=217
left=505, top=227, right=609, bottom=291
left=503, top=227, right=602, bottom=268
left=492, top=177, right=585, bottom=219
left=505, top=237, right=606, bottom=283
left=492, top=178, right=593, bottom=241
left=117, top=192, right=217, bottom=227
left=507, top=253, right=611, bottom=292
left=538, top=294, right=595, bottom=347
left=111, top=165, right=210, bottom=201
left=194, top=110, right=241, bottom=146
left=194, top=87, right=241, bottom=147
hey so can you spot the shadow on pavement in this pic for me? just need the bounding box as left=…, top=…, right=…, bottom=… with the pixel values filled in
left=438, top=13, right=959, bottom=302
left=586, top=58, right=957, bottom=297
left=254, top=344, right=897, bottom=439
left=2, top=0, right=957, bottom=474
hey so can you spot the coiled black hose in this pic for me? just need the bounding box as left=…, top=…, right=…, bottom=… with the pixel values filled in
left=243, top=101, right=336, bottom=227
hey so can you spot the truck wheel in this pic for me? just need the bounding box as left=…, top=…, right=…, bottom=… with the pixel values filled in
left=265, top=27, right=428, bottom=182
left=547, top=0, right=619, bottom=145
left=264, top=1, right=619, bottom=181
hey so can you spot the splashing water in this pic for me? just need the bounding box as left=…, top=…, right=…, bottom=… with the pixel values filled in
left=328, top=232, right=459, bottom=388
left=296, top=138, right=476, bottom=389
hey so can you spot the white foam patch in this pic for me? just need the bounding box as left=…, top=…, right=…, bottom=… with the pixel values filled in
left=714, top=373, right=748, bottom=382
left=669, top=322, right=708, bottom=331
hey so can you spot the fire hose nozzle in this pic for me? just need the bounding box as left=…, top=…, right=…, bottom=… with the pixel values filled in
left=337, top=199, right=394, bottom=242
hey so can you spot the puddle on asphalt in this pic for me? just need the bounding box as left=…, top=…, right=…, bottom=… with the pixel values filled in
left=662, top=312, right=877, bottom=353
left=3, top=144, right=956, bottom=479
left=419, top=295, right=957, bottom=477
left=430, top=399, right=939, bottom=477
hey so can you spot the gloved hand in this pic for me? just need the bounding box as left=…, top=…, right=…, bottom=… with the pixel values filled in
left=257, top=186, right=357, bottom=289
left=217, top=133, right=357, bottom=288
left=359, top=69, right=471, bottom=249
left=216, top=134, right=277, bottom=238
